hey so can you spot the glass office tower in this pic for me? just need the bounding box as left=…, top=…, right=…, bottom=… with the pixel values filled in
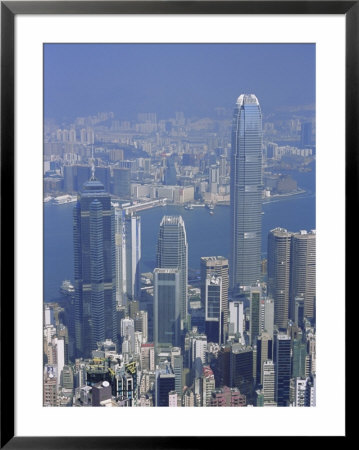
left=115, top=209, right=141, bottom=307
left=156, top=216, right=188, bottom=326
left=73, top=176, right=117, bottom=357
left=230, top=94, right=263, bottom=292
left=153, top=268, right=181, bottom=349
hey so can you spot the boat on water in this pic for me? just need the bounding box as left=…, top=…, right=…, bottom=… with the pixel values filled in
left=209, top=210, right=214, bottom=215
left=184, top=204, right=194, bottom=210
left=54, top=195, right=77, bottom=205
left=59, top=280, right=75, bottom=297
left=44, top=196, right=53, bottom=203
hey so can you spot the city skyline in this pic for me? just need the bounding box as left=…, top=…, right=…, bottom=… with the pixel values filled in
left=43, top=43, right=316, bottom=408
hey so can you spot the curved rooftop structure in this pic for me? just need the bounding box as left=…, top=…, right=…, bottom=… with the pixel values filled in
left=236, top=94, right=260, bottom=106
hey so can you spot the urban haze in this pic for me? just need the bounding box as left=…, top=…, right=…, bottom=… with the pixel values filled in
left=44, top=44, right=316, bottom=408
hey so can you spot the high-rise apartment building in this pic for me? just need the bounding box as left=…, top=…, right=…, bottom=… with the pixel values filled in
left=43, top=367, right=58, bottom=406
left=73, top=176, right=117, bottom=357
left=209, top=165, right=219, bottom=194
left=156, top=216, right=188, bottom=326
left=262, top=360, right=276, bottom=404
left=120, top=317, right=135, bottom=354
left=172, top=354, right=183, bottom=396
left=300, top=122, right=312, bottom=148
left=229, top=300, right=245, bottom=343
left=262, top=298, right=275, bottom=338
left=140, top=343, right=155, bottom=372
left=134, top=310, right=148, bottom=343
left=294, top=376, right=316, bottom=407
left=191, top=334, right=208, bottom=368
left=249, top=286, right=261, bottom=346
left=230, top=94, right=263, bottom=291
left=202, top=366, right=215, bottom=407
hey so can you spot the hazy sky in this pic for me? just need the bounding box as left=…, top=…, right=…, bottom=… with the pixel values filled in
left=44, top=43, right=315, bottom=121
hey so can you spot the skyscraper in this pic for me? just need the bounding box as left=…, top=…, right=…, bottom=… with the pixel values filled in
left=156, top=361, right=175, bottom=407
left=268, top=228, right=316, bottom=327
left=274, top=333, right=291, bottom=406
left=262, top=297, right=275, bottom=338
left=153, top=268, right=181, bottom=349
left=115, top=209, right=141, bottom=307
left=73, top=176, right=117, bottom=357
left=112, top=167, right=131, bottom=199
left=230, top=344, right=254, bottom=402
left=156, top=216, right=188, bottom=326
left=300, top=122, right=312, bottom=148
left=230, top=94, right=263, bottom=291
left=256, top=332, right=273, bottom=385
left=204, top=275, right=223, bottom=344
left=200, top=256, right=229, bottom=338
left=268, top=228, right=292, bottom=330
left=164, top=154, right=177, bottom=186
left=249, top=285, right=261, bottom=346
left=290, top=230, right=316, bottom=322
left=262, top=360, right=276, bottom=405
left=228, top=300, right=244, bottom=343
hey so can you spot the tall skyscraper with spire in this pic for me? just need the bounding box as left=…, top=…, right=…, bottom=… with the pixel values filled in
left=156, top=216, right=188, bottom=327
left=230, top=94, right=263, bottom=292
left=73, top=172, right=117, bottom=357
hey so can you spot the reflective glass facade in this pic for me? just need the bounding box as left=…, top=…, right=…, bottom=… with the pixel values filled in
left=115, top=209, right=141, bottom=307
left=153, top=268, right=181, bottom=349
left=230, top=94, right=263, bottom=290
left=73, top=178, right=117, bottom=357
left=156, top=216, right=188, bottom=323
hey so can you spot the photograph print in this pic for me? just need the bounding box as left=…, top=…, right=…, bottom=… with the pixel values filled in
left=43, top=43, right=316, bottom=408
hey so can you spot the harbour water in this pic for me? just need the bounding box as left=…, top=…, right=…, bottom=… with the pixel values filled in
left=44, top=166, right=315, bottom=302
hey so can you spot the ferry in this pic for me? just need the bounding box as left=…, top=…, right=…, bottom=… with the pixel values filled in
left=54, top=194, right=77, bottom=205
left=59, top=280, right=75, bottom=297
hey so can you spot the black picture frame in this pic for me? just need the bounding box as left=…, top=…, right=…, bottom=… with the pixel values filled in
left=1, top=1, right=353, bottom=447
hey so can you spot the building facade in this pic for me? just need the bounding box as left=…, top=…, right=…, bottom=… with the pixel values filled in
left=156, top=216, right=188, bottom=327
left=73, top=177, right=117, bottom=357
left=153, top=268, right=181, bottom=350
left=230, top=94, right=263, bottom=291
left=268, top=228, right=292, bottom=330
left=290, top=230, right=316, bottom=322
left=115, top=209, right=141, bottom=307
left=200, top=256, right=229, bottom=340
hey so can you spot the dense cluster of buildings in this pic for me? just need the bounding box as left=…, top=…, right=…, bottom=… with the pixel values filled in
left=44, top=95, right=316, bottom=407
left=44, top=103, right=314, bottom=205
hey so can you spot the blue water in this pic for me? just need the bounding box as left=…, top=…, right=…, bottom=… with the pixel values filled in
left=44, top=165, right=315, bottom=302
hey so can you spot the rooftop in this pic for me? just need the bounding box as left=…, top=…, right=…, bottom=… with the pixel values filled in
left=236, top=94, right=260, bottom=106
